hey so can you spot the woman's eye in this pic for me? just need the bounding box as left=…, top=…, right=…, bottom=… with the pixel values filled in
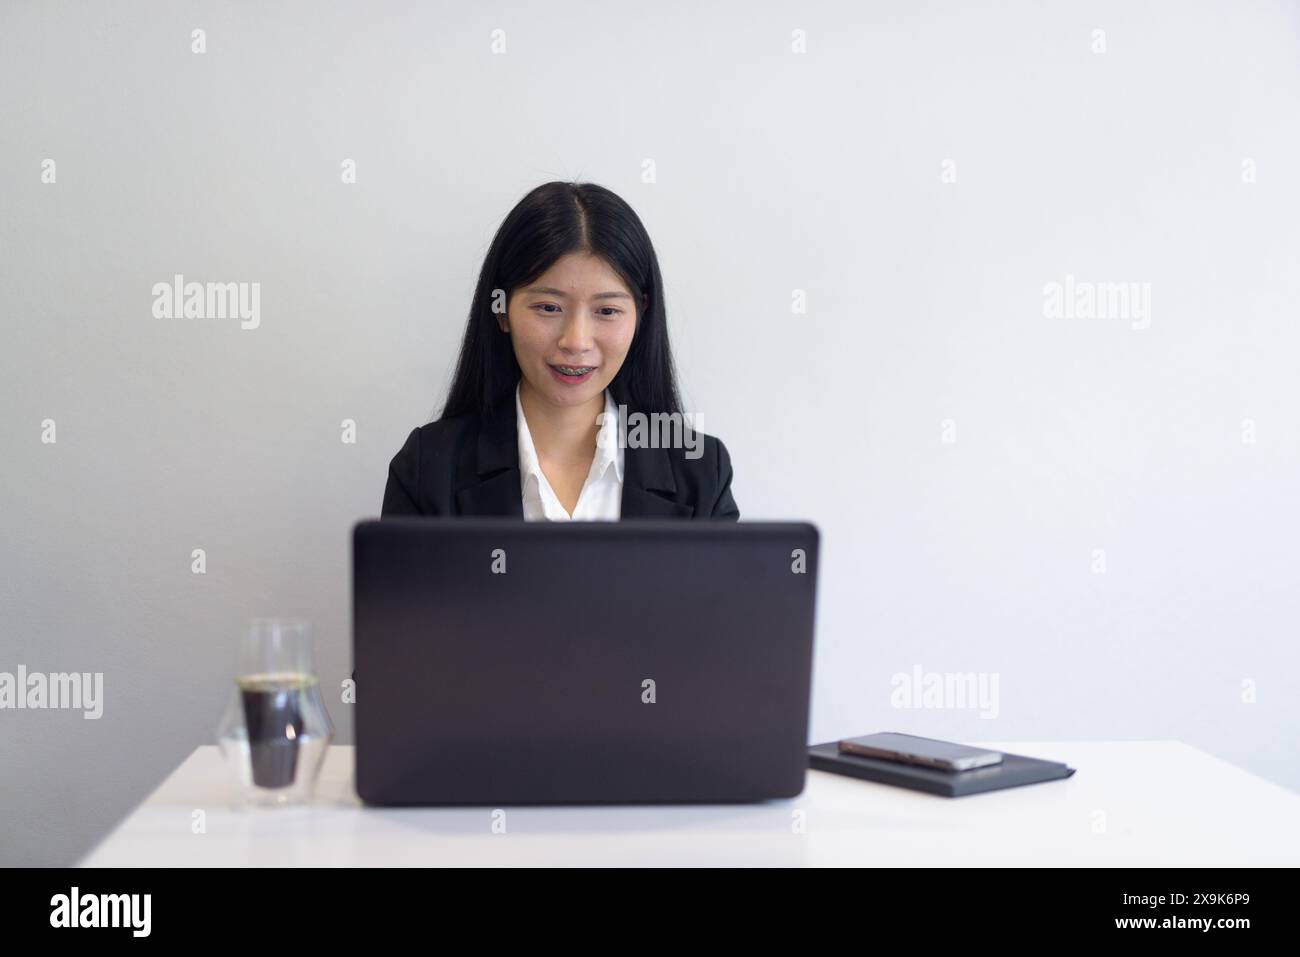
left=532, top=304, right=621, bottom=318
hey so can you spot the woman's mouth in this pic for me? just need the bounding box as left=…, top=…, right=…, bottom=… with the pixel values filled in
left=549, top=364, right=597, bottom=385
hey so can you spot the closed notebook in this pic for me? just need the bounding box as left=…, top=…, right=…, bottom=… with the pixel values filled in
left=807, top=742, right=1076, bottom=797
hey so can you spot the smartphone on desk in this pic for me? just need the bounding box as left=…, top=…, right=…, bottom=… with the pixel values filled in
left=837, top=732, right=1003, bottom=772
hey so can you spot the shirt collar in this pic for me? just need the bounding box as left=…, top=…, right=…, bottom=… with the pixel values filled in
left=515, top=383, right=623, bottom=484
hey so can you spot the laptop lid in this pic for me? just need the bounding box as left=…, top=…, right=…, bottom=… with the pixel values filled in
left=352, top=518, right=819, bottom=805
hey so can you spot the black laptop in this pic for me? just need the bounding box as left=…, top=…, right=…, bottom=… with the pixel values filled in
left=351, top=518, right=819, bottom=805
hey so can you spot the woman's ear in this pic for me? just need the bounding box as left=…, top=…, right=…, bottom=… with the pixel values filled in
left=496, top=314, right=509, bottom=333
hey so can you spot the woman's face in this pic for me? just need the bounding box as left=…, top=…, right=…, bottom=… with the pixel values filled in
left=499, top=252, right=639, bottom=409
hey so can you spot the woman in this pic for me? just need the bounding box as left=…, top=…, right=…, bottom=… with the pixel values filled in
left=381, top=181, right=740, bottom=520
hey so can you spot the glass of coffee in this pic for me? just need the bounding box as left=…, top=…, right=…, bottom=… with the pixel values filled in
left=216, top=618, right=335, bottom=806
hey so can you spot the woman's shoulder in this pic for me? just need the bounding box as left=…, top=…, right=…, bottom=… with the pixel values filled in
left=413, top=410, right=479, bottom=442
left=656, top=430, right=735, bottom=485
left=389, top=410, right=483, bottom=467
left=657, top=430, right=738, bottom=520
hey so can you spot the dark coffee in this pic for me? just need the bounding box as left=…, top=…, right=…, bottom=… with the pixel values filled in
left=238, top=673, right=313, bottom=789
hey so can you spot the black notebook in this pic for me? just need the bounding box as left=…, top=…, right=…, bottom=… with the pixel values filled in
left=808, top=741, right=1076, bottom=797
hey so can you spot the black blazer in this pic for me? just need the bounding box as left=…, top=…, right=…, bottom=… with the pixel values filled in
left=380, top=393, right=740, bottom=520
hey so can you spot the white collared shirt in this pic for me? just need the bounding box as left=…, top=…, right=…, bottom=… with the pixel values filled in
left=516, top=383, right=624, bottom=521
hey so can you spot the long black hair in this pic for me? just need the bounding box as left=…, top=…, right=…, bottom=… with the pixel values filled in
left=439, top=181, right=683, bottom=422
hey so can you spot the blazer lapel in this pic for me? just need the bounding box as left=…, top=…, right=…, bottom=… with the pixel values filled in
left=621, top=442, right=694, bottom=519
left=455, top=395, right=525, bottom=517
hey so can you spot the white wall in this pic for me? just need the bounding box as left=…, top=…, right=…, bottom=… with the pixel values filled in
left=2, top=0, right=1296, bottom=865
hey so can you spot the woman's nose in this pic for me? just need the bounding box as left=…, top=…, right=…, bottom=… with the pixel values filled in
left=557, top=310, right=596, bottom=353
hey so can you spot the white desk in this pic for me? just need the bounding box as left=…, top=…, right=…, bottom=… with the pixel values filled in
left=80, top=741, right=1300, bottom=866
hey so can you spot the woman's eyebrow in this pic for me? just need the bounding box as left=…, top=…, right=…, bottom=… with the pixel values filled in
left=526, top=286, right=632, bottom=300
